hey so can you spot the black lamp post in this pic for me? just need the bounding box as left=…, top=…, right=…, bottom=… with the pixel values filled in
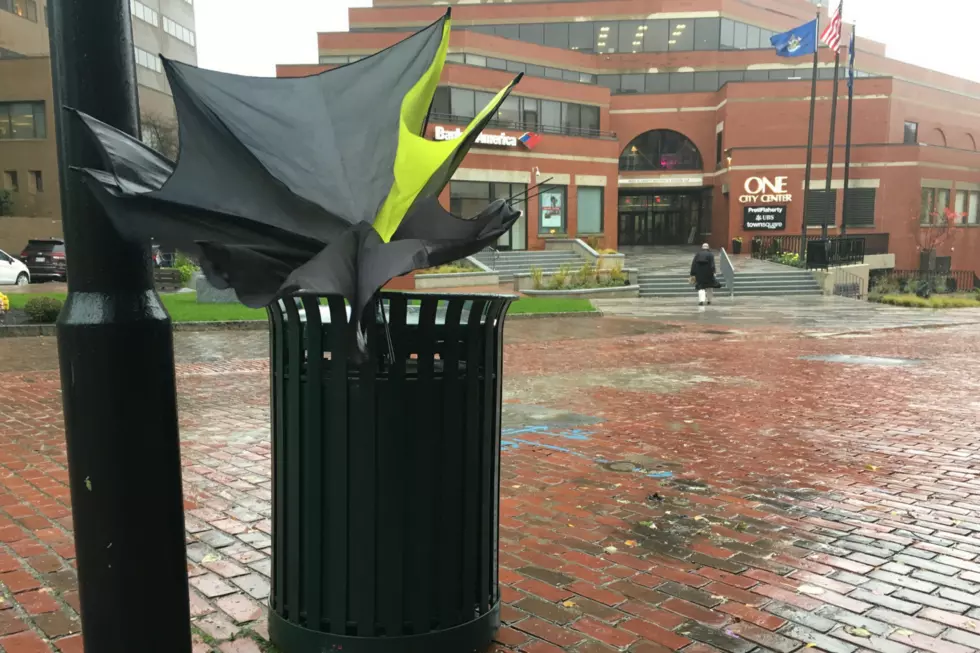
left=48, top=1, right=191, bottom=651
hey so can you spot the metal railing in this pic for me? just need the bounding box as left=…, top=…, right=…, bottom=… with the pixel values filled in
left=719, top=247, right=735, bottom=298
left=861, top=233, right=890, bottom=255
left=872, top=270, right=976, bottom=295
left=480, top=246, right=499, bottom=271
left=805, top=237, right=866, bottom=270
left=830, top=267, right=867, bottom=300
left=749, top=235, right=805, bottom=265
left=428, top=112, right=617, bottom=140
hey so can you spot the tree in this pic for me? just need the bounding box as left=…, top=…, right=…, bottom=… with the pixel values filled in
left=140, top=112, right=179, bottom=160
left=911, top=204, right=963, bottom=271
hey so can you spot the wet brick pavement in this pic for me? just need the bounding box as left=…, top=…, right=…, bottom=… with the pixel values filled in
left=0, top=313, right=979, bottom=652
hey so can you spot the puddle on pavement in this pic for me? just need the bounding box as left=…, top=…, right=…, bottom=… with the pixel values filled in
left=501, top=404, right=604, bottom=430
left=800, top=354, right=919, bottom=366
left=504, top=367, right=753, bottom=404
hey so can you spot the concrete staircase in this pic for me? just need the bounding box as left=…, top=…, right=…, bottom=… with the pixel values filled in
left=638, top=269, right=823, bottom=298
left=471, top=249, right=586, bottom=283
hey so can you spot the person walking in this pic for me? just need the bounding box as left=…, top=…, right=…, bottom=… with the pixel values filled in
left=690, top=243, right=721, bottom=306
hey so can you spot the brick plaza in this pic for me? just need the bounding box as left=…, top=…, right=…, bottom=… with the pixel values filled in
left=0, top=310, right=979, bottom=652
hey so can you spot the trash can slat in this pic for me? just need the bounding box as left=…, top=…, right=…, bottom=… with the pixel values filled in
left=350, top=323, right=378, bottom=636
left=301, top=297, right=324, bottom=628
left=439, top=301, right=465, bottom=627
left=283, top=299, right=304, bottom=621
left=326, top=295, right=350, bottom=634
left=269, top=306, right=287, bottom=613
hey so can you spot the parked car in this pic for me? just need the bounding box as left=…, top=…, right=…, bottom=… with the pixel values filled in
left=20, top=239, right=67, bottom=282
left=0, top=248, right=30, bottom=286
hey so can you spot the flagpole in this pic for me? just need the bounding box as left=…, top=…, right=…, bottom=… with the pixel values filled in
left=840, top=25, right=856, bottom=237
left=800, top=8, right=821, bottom=258
left=822, top=8, right=842, bottom=239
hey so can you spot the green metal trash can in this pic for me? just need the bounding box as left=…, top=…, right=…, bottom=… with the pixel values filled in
left=266, top=291, right=515, bottom=653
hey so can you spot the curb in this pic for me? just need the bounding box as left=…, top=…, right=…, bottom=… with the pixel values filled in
left=0, top=311, right=602, bottom=338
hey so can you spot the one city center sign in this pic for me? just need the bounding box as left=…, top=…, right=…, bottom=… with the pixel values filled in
left=740, top=176, right=792, bottom=231
left=738, top=176, right=793, bottom=204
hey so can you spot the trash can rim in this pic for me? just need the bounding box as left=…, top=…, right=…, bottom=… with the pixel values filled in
left=286, top=290, right=520, bottom=302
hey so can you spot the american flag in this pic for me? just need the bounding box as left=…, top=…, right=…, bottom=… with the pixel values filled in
left=820, top=1, right=843, bottom=53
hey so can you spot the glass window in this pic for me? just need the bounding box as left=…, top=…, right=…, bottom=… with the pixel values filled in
left=669, top=72, right=694, bottom=93
left=562, top=70, right=579, bottom=82
left=619, top=130, right=703, bottom=171
left=668, top=19, right=694, bottom=51
left=134, top=46, right=163, bottom=72
left=130, top=0, right=159, bottom=26
left=746, top=25, right=760, bottom=49
left=716, top=131, right=724, bottom=166
left=506, top=61, right=526, bottom=74
left=733, top=22, right=747, bottom=49
left=497, top=96, right=520, bottom=125
left=719, top=70, right=744, bottom=86
left=464, top=54, right=486, bottom=67
left=545, top=67, right=563, bottom=79
left=646, top=73, right=669, bottom=93
left=920, top=188, right=934, bottom=224
left=904, top=121, right=918, bottom=144
left=519, top=23, right=544, bottom=45
left=450, top=181, right=491, bottom=219
left=431, top=87, right=451, bottom=115
left=595, top=22, right=617, bottom=53
left=597, top=75, right=620, bottom=92
left=541, top=100, right=561, bottom=129
left=163, top=16, right=196, bottom=47
left=937, top=189, right=950, bottom=213
left=694, top=18, right=720, bottom=51
left=495, top=25, right=519, bottom=40
left=791, top=67, right=813, bottom=80
left=1, top=101, right=43, bottom=139
left=487, top=58, right=507, bottom=70
left=444, top=53, right=465, bottom=64
left=562, top=104, right=581, bottom=131
left=720, top=19, right=735, bottom=49
left=544, top=23, right=569, bottom=49
left=817, top=67, right=835, bottom=80
left=3, top=171, right=18, bottom=192
left=450, top=88, right=475, bottom=119
left=954, top=190, right=967, bottom=218
left=968, top=191, right=979, bottom=224
left=581, top=106, right=600, bottom=133
left=694, top=71, right=720, bottom=92
left=539, top=187, right=566, bottom=233
left=569, top=22, right=594, bottom=52
left=621, top=74, right=645, bottom=94
left=744, top=69, right=769, bottom=82
left=28, top=170, right=42, bottom=193
left=619, top=20, right=643, bottom=53
left=474, top=91, right=496, bottom=116
left=577, top=187, right=604, bottom=233
left=580, top=72, right=595, bottom=84
left=32, top=103, right=44, bottom=138
left=768, top=69, right=793, bottom=80
left=644, top=19, right=669, bottom=52
left=521, top=98, right=540, bottom=129
left=525, top=64, right=545, bottom=78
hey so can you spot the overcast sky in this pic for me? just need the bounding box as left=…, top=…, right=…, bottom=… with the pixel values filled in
left=195, top=0, right=980, bottom=84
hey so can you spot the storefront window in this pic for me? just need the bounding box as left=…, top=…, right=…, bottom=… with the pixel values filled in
left=451, top=181, right=491, bottom=219
left=539, top=187, right=567, bottom=233
left=619, top=130, right=703, bottom=172
left=577, top=187, right=604, bottom=234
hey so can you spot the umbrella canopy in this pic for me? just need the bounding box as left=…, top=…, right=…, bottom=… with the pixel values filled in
left=73, top=9, right=522, bottom=332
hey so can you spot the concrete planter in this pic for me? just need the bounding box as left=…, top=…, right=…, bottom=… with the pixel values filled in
left=522, top=285, right=640, bottom=300
left=513, top=268, right=639, bottom=292
left=414, top=270, right=500, bottom=289
left=543, top=238, right=625, bottom=270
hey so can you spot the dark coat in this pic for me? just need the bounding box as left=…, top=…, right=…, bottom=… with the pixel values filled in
left=691, top=250, right=721, bottom=290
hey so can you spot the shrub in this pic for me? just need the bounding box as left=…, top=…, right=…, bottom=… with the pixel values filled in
left=571, top=261, right=597, bottom=288
left=548, top=264, right=571, bottom=290
left=24, top=297, right=63, bottom=323
left=584, top=236, right=601, bottom=250
left=0, top=190, right=12, bottom=216
left=608, top=264, right=626, bottom=285
left=870, top=275, right=900, bottom=295
left=173, top=251, right=200, bottom=286
left=530, top=266, right=544, bottom=290
left=872, top=293, right=980, bottom=309
left=417, top=263, right=474, bottom=275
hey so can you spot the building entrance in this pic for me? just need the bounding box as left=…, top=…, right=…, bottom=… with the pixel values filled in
left=618, top=191, right=710, bottom=246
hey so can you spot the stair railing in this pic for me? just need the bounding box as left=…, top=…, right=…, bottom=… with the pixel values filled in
left=480, top=246, right=499, bottom=271
left=720, top=248, right=735, bottom=299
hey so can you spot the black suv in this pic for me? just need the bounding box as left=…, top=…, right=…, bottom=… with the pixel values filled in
left=20, top=239, right=67, bottom=282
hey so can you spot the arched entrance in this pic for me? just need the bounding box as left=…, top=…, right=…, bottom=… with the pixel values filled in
left=618, top=130, right=710, bottom=246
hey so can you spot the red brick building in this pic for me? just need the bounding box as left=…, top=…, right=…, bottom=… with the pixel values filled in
left=277, top=0, right=980, bottom=276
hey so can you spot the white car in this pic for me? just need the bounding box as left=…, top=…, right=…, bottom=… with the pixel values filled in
left=0, top=248, right=30, bottom=286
